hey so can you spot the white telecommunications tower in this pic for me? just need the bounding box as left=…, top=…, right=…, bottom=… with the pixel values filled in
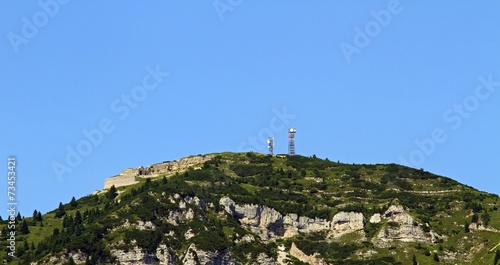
left=267, top=137, right=274, bottom=155
left=288, top=128, right=296, bottom=155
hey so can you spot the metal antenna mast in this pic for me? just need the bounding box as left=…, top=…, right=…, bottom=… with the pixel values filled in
left=288, top=128, right=296, bottom=155
left=267, top=137, right=274, bottom=155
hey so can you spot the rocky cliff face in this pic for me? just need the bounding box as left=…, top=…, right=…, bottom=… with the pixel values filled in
left=219, top=197, right=365, bottom=241
left=373, top=205, right=438, bottom=247
left=181, top=244, right=241, bottom=265
left=289, top=242, right=327, bottom=265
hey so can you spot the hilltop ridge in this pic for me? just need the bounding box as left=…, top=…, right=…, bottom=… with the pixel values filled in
left=1, top=152, right=500, bottom=264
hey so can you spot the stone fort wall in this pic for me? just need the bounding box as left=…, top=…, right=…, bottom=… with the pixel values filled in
left=103, top=154, right=214, bottom=189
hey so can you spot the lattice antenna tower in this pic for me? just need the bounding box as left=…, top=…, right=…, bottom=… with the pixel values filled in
left=267, top=137, right=274, bottom=155
left=288, top=128, right=296, bottom=155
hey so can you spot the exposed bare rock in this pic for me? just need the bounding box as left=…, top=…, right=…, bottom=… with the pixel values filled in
left=184, top=229, right=195, bottom=240
left=468, top=222, right=500, bottom=232
left=277, top=245, right=291, bottom=265
left=283, top=214, right=331, bottom=237
left=289, top=242, right=328, bottom=265
left=330, top=211, right=365, bottom=238
left=111, top=246, right=160, bottom=265
left=250, top=252, right=277, bottom=265
left=234, top=234, right=255, bottom=244
left=220, top=197, right=366, bottom=241
left=136, top=220, right=156, bottom=230
left=369, top=213, right=381, bottom=224
left=181, top=244, right=241, bottom=265
left=156, top=244, right=177, bottom=265
left=219, top=197, right=284, bottom=240
left=373, top=205, right=428, bottom=246
left=164, top=210, right=183, bottom=225
left=113, top=219, right=156, bottom=232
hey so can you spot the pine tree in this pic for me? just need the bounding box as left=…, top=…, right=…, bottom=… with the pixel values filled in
left=37, top=211, right=43, bottom=222
left=16, top=212, right=22, bottom=221
left=108, top=185, right=118, bottom=200
left=471, top=213, right=479, bottom=223
left=1, top=227, right=8, bottom=239
left=74, top=211, right=82, bottom=225
left=20, top=220, right=29, bottom=234
left=482, top=211, right=491, bottom=226
left=55, top=202, right=66, bottom=218
left=32, top=210, right=38, bottom=220
left=70, top=196, right=78, bottom=208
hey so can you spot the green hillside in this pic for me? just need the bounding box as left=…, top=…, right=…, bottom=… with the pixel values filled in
left=1, top=152, right=500, bottom=264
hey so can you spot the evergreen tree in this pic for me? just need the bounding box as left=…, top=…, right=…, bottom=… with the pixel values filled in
left=74, top=211, right=82, bottom=225
left=412, top=254, right=417, bottom=265
left=482, top=211, right=491, bottom=226
left=0, top=215, right=3, bottom=221
left=55, top=202, right=66, bottom=218
left=20, top=220, right=29, bottom=234
left=1, top=227, right=8, bottom=239
left=471, top=213, right=479, bottom=223
left=70, top=196, right=78, bottom=208
left=16, top=212, right=22, bottom=221
left=495, top=249, right=500, bottom=265
left=32, top=209, right=38, bottom=220
left=63, top=215, right=74, bottom=229
left=465, top=221, right=470, bottom=233
left=37, top=211, right=43, bottom=222
left=433, top=252, right=439, bottom=262
left=108, top=185, right=118, bottom=200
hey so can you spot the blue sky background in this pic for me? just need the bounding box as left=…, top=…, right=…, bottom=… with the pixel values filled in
left=1, top=1, right=500, bottom=216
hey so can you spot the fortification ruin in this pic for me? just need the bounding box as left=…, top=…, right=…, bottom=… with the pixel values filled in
left=103, top=154, right=214, bottom=189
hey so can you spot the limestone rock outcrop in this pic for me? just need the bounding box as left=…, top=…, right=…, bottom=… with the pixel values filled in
left=373, top=205, right=428, bottom=246
left=220, top=197, right=365, bottom=241
left=289, top=242, right=327, bottom=265
left=331, top=211, right=365, bottom=238
left=111, top=246, right=161, bottom=265
left=369, top=213, right=381, bottom=224
left=181, top=244, right=241, bottom=265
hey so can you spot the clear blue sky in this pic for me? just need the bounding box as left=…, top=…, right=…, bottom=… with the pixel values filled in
left=2, top=1, right=500, bottom=216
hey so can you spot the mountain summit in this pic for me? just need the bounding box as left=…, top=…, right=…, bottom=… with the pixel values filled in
left=2, top=152, right=500, bottom=264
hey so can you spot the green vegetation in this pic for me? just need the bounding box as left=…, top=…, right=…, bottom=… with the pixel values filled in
left=0, top=152, right=499, bottom=264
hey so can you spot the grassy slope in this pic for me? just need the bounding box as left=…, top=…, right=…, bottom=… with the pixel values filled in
left=0, top=152, right=499, bottom=264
